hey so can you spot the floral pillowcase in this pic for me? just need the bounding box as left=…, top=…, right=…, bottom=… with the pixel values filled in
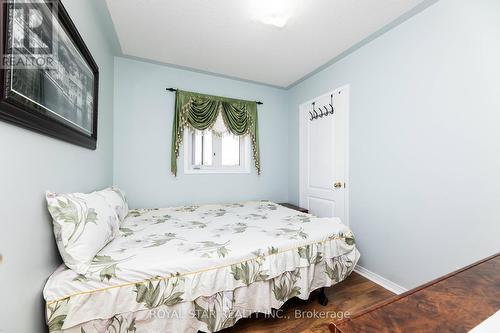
left=98, top=186, right=129, bottom=223
left=46, top=187, right=127, bottom=274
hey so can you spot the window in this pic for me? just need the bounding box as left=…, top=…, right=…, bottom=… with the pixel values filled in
left=184, top=129, right=250, bottom=174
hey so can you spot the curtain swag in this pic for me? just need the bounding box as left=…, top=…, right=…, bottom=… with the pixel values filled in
left=171, top=90, right=260, bottom=176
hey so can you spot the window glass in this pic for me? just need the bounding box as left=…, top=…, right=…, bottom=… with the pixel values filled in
left=187, top=129, right=247, bottom=173
left=192, top=131, right=212, bottom=166
left=222, top=135, right=240, bottom=166
left=202, top=131, right=213, bottom=166
left=192, top=132, right=202, bottom=165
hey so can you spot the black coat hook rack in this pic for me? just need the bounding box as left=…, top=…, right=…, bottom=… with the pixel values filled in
left=309, top=94, right=335, bottom=121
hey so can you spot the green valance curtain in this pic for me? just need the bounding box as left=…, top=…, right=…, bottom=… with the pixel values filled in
left=171, top=90, right=260, bottom=176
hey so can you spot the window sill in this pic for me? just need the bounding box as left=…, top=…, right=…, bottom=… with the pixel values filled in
left=184, top=168, right=251, bottom=175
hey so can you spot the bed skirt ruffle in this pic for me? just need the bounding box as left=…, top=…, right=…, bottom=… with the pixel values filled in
left=49, top=251, right=359, bottom=333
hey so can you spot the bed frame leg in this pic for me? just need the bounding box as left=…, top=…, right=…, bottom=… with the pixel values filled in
left=318, top=287, right=328, bottom=306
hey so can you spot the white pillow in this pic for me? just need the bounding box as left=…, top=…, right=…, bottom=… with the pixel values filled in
left=46, top=190, right=120, bottom=274
left=99, top=186, right=129, bottom=223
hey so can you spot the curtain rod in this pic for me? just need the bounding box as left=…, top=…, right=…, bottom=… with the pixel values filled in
left=166, top=88, right=263, bottom=105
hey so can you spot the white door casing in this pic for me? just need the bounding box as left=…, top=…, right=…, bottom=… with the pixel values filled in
left=299, top=85, right=349, bottom=224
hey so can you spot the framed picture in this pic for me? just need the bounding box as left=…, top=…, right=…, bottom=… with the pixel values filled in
left=0, top=0, right=99, bottom=149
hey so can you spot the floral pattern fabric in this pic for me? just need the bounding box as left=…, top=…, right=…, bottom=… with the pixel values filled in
left=99, top=187, right=129, bottom=223
left=46, top=190, right=120, bottom=275
left=44, top=201, right=360, bottom=332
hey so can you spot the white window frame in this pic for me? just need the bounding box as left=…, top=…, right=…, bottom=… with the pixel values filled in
left=183, top=129, right=251, bottom=174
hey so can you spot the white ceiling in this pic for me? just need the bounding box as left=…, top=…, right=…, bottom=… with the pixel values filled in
left=105, top=0, right=425, bottom=88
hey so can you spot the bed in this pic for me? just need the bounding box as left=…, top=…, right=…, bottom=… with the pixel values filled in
left=44, top=201, right=360, bottom=333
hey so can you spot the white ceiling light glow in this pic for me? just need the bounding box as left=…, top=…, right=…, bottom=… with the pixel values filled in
left=250, top=0, right=299, bottom=28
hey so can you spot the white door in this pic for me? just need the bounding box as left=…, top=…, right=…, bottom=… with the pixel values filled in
left=299, top=85, right=349, bottom=223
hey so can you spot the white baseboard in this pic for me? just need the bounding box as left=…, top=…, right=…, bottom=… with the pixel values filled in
left=354, top=265, right=408, bottom=295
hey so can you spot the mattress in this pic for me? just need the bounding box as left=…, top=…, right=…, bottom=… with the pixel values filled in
left=44, top=201, right=360, bottom=332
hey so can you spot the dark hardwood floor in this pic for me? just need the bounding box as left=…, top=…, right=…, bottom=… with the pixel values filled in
left=221, top=272, right=395, bottom=333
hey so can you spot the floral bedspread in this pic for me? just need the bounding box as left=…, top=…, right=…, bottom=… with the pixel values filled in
left=44, top=201, right=359, bottom=332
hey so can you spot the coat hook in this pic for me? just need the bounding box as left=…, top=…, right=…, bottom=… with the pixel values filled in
left=322, top=105, right=329, bottom=116
left=309, top=111, right=314, bottom=121
left=329, top=94, right=335, bottom=115
left=312, top=102, right=319, bottom=120
left=319, top=105, right=326, bottom=118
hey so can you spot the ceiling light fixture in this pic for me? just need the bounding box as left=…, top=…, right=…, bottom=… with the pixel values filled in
left=250, top=0, right=298, bottom=28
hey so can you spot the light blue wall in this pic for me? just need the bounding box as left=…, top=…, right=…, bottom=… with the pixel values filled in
left=288, top=0, right=500, bottom=288
left=0, top=1, right=115, bottom=332
left=113, top=57, right=289, bottom=208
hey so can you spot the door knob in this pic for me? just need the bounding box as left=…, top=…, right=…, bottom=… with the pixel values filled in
left=334, top=181, right=343, bottom=189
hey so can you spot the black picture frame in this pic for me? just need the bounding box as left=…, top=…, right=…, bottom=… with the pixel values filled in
left=0, top=0, right=99, bottom=149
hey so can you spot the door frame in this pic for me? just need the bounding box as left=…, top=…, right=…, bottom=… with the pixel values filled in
left=299, top=84, right=350, bottom=225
